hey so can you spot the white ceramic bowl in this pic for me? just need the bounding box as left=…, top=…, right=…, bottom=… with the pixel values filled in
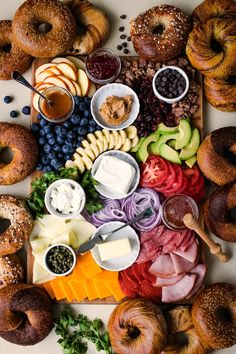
left=91, top=221, right=140, bottom=271
left=91, top=83, right=140, bottom=130
left=44, top=243, right=77, bottom=277
left=152, top=66, right=189, bottom=104
left=91, top=150, right=140, bottom=200
left=44, top=179, right=86, bottom=219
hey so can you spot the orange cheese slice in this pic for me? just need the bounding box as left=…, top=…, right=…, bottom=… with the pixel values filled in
left=71, top=263, right=87, bottom=281
left=50, top=278, right=66, bottom=300
left=77, top=252, right=94, bottom=266
left=92, top=278, right=112, bottom=299
left=69, top=280, right=87, bottom=301
left=59, top=275, right=75, bottom=302
left=84, top=279, right=99, bottom=300
left=42, top=281, right=55, bottom=299
left=81, top=262, right=102, bottom=279
left=107, top=281, right=125, bottom=301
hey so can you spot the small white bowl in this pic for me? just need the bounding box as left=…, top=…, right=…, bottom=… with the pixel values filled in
left=44, top=244, right=77, bottom=277
left=91, top=83, right=140, bottom=130
left=91, top=150, right=140, bottom=200
left=152, top=66, right=189, bottom=104
left=91, top=221, right=140, bottom=271
left=44, top=179, right=86, bottom=219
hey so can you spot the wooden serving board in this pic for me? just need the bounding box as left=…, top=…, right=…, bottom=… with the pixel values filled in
left=27, top=55, right=204, bottom=304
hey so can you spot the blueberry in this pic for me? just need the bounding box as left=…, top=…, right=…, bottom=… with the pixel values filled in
left=37, top=113, right=43, bottom=120
left=77, top=136, right=84, bottom=144
left=42, top=155, right=50, bottom=165
left=62, top=145, right=70, bottom=154
left=4, top=96, right=12, bottom=104
left=53, top=144, right=61, bottom=152
left=39, top=129, right=46, bottom=136
left=42, top=165, right=52, bottom=173
left=65, top=140, right=73, bottom=147
left=10, top=110, right=18, bottom=118
left=54, top=161, right=63, bottom=170
left=70, top=114, right=80, bottom=125
left=79, top=118, right=88, bottom=127
left=64, top=120, right=72, bottom=128
left=44, top=126, right=52, bottom=134
left=79, top=102, right=87, bottom=110
left=44, top=144, right=52, bottom=153
left=48, top=152, right=56, bottom=160
left=36, top=164, right=43, bottom=171
left=67, top=131, right=77, bottom=140
left=96, top=125, right=102, bottom=131
left=56, top=136, right=65, bottom=145
left=65, top=153, right=72, bottom=160
left=89, top=119, right=97, bottom=127
left=83, top=110, right=91, bottom=118
left=48, top=138, right=56, bottom=145
left=54, top=125, right=62, bottom=135
left=84, top=97, right=91, bottom=104
left=57, top=153, right=64, bottom=159
left=51, top=158, right=61, bottom=167
left=88, top=126, right=95, bottom=133
left=39, top=137, right=47, bottom=145
left=22, top=105, right=31, bottom=115
left=74, top=96, right=81, bottom=107
left=46, top=133, right=54, bottom=140
left=60, top=127, right=68, bottom=135
left=39, top=119, right=47, bottom=127
left=31, top=123, right=40, bottom=132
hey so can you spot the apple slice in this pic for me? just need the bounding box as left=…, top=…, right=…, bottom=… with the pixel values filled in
left=35, top=82, right=54, bottom=92
left=44, top=76, right=68, bottom=89
left=36, top=69, right=56, bottom=83
left=35, top=63, right=57, bottom=79
left=47, top=66, right=63, bottom=76
left=78, top=69, right=90, bottom=96
left=71, top=80, right=82, bottom=96
left=87, top=82, right=96, bottom=98
left=51, top=57, right=77, bottom=71
left=57, top=75, right=76, bottom=96
left=33, top=93, right=40, bottom=112
left=66, top=56, right=85, bottom=70
left=57, top=63, right=77, bottom=81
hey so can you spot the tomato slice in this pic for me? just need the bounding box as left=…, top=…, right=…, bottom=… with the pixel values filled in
left=183, top=166, right=200, bottom=186
left=140, top=155, right=170, bottom=188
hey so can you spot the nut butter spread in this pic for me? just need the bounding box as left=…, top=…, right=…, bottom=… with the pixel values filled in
left=99, top=95, right=133, bottom=126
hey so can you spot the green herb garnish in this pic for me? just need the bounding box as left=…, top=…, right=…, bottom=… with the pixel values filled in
left=79, top=171, right=103, bottom=214
left=55, top=305, right=113, bottom=354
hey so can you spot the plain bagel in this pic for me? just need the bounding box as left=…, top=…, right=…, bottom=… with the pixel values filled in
left=197, top=126, right=236, bottom=186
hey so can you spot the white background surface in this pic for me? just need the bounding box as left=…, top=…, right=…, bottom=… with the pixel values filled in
left=0, top=0, right=235, bottom=353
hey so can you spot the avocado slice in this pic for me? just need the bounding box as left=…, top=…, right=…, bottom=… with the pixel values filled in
left=175, top=119, right=192, bottom=150
left=156, top=122, right=179, bottom=135
left=179, top=128, right=200, bottom=160
left=136, top=133, right=159, bottom=162
left=168, top=139, right=176, bottom=149
left=159, top=144, right=182, bottom=165
left=185, top=155, right=197, bottom=168
left=149, top=133, right=180, bottom=155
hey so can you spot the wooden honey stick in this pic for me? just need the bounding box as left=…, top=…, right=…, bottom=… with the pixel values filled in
left=183, top=213, right=230, bottom=263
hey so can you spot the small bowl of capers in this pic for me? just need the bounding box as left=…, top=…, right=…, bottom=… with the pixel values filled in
left=44, top=244, right=76, bottom=277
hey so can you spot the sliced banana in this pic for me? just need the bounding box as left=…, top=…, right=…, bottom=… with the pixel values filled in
left=118, top=129, right=126, bottom=145
left=81, top=139, right=91, bottom=150
left=86, top=133, right=97, bottom=145
left=111, top=130, right=119, bottom=146
left=65, top=160, right=76, bottom=169
left=81, top=156, right=93, bottom=170
left=114, top=135, right=123, bottom=150
left=108, top=134, right=115, bottom=149
left=125, top=125, right=138, bottom=139
left=74, top=155, right=85, bottom=173
left=84, top=147, right=95, bottom=161
left=96, top=139, right=104, bottom=154
left=75, top=148, right=87, bottom=158
left=90, top=143, right=100, bottom=158
left=131, top=136, right=139, bottom=147
left=102, top=136, right=108, bottom=151
left=120, top=138, right=132, bottom=152
left=95, top=131, right=103, bottom=140
left=102, top=129, right=110, bottom=142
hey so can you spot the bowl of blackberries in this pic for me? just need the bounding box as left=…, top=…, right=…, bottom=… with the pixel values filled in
left=152, top=66, right=189, bottom=104
left=44, top=244, right=76, bottom=276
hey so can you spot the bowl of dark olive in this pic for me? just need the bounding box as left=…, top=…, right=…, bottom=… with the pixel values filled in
left=44, top=244, right=76, bottom=276
left=152, top=66, right=189, bottom=104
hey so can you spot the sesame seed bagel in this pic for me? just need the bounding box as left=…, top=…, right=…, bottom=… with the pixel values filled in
left=0, top=195, right=33, bottom=257
left=192, top=283, right=236, bottom=349
left=12, top=0, right=76, bottom=58
left=0, top=254, right=24, bottom=289
left=0, top=284, right=53, bottom=346
left=0, top=122, right=38, bottom=185
left=130, top=5, right=190, bottom=62
left=197, top=126, right=236, bottom=186
left=0, top=20, right=32, bottom=80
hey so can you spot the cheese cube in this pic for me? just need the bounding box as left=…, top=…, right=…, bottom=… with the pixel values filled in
left=98, top=238, right=131, bottom=261
left=93, top=156, right=135, bottom=194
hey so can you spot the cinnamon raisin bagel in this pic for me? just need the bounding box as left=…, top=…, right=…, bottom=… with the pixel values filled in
left=12, top=0, right=76, bottom=58
left=64, top=0, right=110, bottom=55
left=204, top=75, right=236, bottom=111
left=108, top=299, right=167, bottom=354
left=192, top=283, right=236, bottom=349
left=192, top=0, right=236, bottom=25
left=0, top=254, right=24, bottom=289
left=162, top=306, right=209, bottom=354
left=204, top=183, right=236, bottom=242
left=0, top=122, right=38, bottom=185
left=0, top=20, right=32, bottom=80
left=130, top=5, right=190, bottom=62
left=0, top=284, right=53, bottom=345
left=186, top=17, right=236, bottom=79
left=197, top=127, right=236, bottom=185
left=0, top=195, right=33, bottom=257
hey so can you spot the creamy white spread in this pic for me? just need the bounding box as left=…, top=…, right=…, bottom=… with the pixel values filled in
left=50, top=182, right=84, bottom=214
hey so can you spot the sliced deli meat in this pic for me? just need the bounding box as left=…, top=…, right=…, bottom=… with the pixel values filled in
left=170, top=253, right=197, bottom=275
left=149, top=254, right=175, bottom=276
left=154, top=274, right=184, bottom=287
left=186, top=264, right=207, bottom=299
left=162, top=274, right=197, bottom=303
left=173, top=239, right=198, bottom=263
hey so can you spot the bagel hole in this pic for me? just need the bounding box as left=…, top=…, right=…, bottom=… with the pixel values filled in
left=0, top=43, right=11, bottom=53
left=227, top=76, right=236, bottom=85
left=152, top=24, right=165, bottom=35
left=210, top=37, right=222, bottom=53
left=169, top=332, right=189, bottom=347
left=37, top=23, right=52, bottom=34
left=230, top=207, right=236, bottom=219
left=76, top=22, right=87, bottom=36
left=0, top=147, right=13, bottom=165
left=0, top=219, right=11, bottom=234
left=216, top=308, right=232, bottom=323
left=127, top=325, right=141, bottom=339
left=223, top=150, right=236, bottom=165
left=12, top=312, right=28, bottom=328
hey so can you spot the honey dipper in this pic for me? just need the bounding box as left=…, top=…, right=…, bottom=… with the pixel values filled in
left=183, top=213, right=230, bottom=263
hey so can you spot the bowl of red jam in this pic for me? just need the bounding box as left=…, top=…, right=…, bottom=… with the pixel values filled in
left=161, top=194, right=199, bottom=230
left=85, top=48, right=121, bottom=85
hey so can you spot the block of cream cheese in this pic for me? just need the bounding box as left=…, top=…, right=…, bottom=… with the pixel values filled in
left=98, top=238, right=131, bottom=261
left=93, top=156, right=135, bottom=194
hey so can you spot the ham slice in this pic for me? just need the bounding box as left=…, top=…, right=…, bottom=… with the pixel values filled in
left=173, top=239, right=198, bottom=263
left=149, top=254, right=175, bottom=276
left=154, top=274, right=184, bottom=287
left=170, top=253, right=196, bottom=275
left=186, top=264, right=207, bottom=299
left=162, top=274, right=197, bottom=303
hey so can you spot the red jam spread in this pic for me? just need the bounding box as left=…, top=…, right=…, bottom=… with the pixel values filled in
left=162, top=194, right=198, bottom=230
left=86, top=53, right=120, bottom=81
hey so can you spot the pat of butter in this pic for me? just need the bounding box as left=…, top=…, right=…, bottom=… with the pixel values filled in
left=93, top=156, right=135, bottom=194
left=98, top=238, right=131, bottom=261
